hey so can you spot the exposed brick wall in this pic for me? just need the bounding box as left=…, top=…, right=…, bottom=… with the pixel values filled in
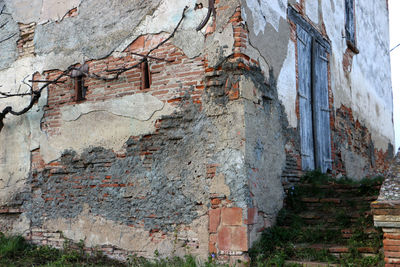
left=383, top=232, right=400, bottom=266
left=41, top=34, right=204, bottom=137
left=21, top=32, right=213, bottom=259
left=332, top=104, right=392, bottom=176
left=372, top=152, right=400, bottom=266
left=17, top=22, right=36, bottom=58
left=26, top=228, right=132, bottom=261
left=208, top=203, right=250, bottom=264
left=2, top=1, right=392, bottom=264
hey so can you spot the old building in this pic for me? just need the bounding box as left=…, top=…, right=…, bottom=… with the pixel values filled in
left=0, top=0, right=394, bottom=263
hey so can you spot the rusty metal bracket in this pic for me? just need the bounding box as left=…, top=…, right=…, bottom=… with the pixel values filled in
left=196, top=0, right=215, bottom=31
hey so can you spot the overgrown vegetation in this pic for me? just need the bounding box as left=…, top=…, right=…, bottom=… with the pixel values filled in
left=0, top=232, right=126, bottom=266
left=0, top=233, right=224, bottom=267
left=0, top=171, right=385, bottom=266
left=249, top=171, right=385, bottom=267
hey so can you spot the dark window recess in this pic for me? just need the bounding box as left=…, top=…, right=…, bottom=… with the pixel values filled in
left=345, top=0, right=358, bottom=53
left=141, top=59, right=151, bottom=90
left=296, top=18, right=332, bottom=173
left=74, top=76, right=86, bottom=101
left=71, top=64, right=88, bottom=102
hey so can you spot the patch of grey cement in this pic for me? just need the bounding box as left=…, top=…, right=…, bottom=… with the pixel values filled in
left=0, top=1, right=19, bottom=70
left=34, top=0, right=162, bottom=60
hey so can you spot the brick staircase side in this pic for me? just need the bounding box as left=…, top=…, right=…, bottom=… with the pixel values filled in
left=281, top=181, right=383, bottom=264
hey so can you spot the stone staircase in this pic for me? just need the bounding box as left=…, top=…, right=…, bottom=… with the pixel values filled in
left=250, top=175, right=384, bottom=266
left=281, top=179, right=383, bottom=266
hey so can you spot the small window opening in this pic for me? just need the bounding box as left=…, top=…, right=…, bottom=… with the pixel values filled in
left=345, top=0, right=359, bottom=53
left=74, top=76, right=86, bottom=101
left=71, top=64, right=88, bottom=102
left=141, top=59, right=151, bottom=90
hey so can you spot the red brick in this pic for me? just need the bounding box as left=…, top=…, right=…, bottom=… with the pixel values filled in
left=221, top=207, right=242, bottom=226
left=209, top=234, right=217, bottom=253
left=209, top=208, right=221, bottom=233
left=229, top=90, right=239, bottom=100
left=385, top=251, right=400, bottom=258
left=217, top=226, right=231, bottom=251
left=385, top=240, right=400, bottom=246
left=328, top=246, right=348, bottom=253
left=320, top=198, right=341, bottom=204
left=301, top=197, right=320, bottom=203
left=386, top=245, right=400, bottom=252
left=358, top=247, right=376, bottom=253
left=231, top=226, right=248, bottom=251
left=211, top=198, right=221, bottom=205
left=209, top=241, right=217, bottom=253
left=385, top=257, right=400, bottom=264
left=385, top=234, right=400, bottom=239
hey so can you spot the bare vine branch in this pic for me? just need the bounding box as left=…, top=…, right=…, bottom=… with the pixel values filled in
left=130, top=52, right=173, bottom=63
left=95, top=6, right=188, bottom=80
left=0, top=32, right=16, bottom=43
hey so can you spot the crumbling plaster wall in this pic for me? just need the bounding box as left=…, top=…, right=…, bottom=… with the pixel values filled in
left=0, top=1, right=19, bottom=70
left=240, top=75, right=286, bottom=246
left=241, top=0, right=394, bottom=178
left=0, top=0, right=257, bottom=260
left=321, top=0, right=393, bottom=150
left=0, top=0, right=206, bottom=204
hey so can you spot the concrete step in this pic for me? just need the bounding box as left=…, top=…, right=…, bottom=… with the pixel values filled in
left=285, top=260, right=339, bottom=267
left=293, top=243, right=379, bottom=255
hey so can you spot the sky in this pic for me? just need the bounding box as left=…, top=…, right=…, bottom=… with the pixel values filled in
left=389, top=0, right=400, bottom=151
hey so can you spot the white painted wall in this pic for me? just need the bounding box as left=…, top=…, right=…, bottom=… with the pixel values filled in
left=243, top=0, right=394, bottom=151
left=389, top=0, right=400, bottom=151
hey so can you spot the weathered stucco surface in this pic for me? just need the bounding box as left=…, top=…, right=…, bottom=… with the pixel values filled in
left=40, top=94, right=175, bottom=163
left=0, top=0, right=253, bottom=260
left=323, top=0, right=393, bottom=150
left=34, top=0, right=163, bottom=59
left=241, top=0, right=292, bottom=127
left=276, top=41, right=297, bottom=128
left=43, top=205, right=209, bottom=259
left=0, top=0, right=206, bottom=204
left=0, top=0, right=395, bottom=261
left=0, top=1, right=19, bottom=70
left=243, top=0, right=394, bottom=152
left=4, top=0, right=81, bottom=23
left=0, top=115, right=30, bottom=206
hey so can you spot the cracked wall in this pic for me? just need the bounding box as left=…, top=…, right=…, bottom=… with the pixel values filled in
left=0, top=0, right=254, bottom=262
left=0, top=0, right=395, bottom=263
left=0, top=1, right=19, bottom=70
left=0, top=0, right=206, bottom=205
left=241, top=0, right=394, bottom=180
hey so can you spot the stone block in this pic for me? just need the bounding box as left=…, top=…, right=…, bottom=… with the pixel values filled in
left=231, top=226, right=248, bottom=251
left=217, top=226, right=231, bottom=251
left=221, top=207, right=242, bottom=226
left=209, top=208, right=221, bottom=233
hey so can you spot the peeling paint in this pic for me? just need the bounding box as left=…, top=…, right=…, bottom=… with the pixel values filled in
left=277, top=41, right=297, bottom=128
left=243, top=0, right=286, bottom=34
left=61, top=94, right=166, bottom=122
left=40, top=97, right=175, bottom=163
left=42, top=205, right=209, bottom=258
